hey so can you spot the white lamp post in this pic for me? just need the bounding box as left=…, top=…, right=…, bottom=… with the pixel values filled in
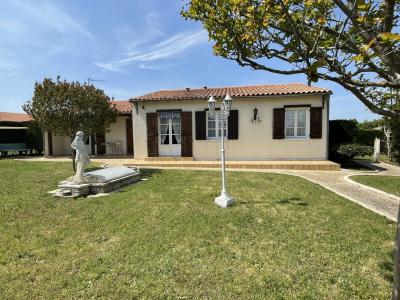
left=208, top=94, right=235, bottom=208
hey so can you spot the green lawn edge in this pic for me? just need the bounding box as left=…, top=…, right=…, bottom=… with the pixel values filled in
left=350, top=175, right=400, bottom=198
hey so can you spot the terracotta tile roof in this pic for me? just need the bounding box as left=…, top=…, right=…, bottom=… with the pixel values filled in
left=112, top=100, right=132, bottom=114
left=0, top=112, right=32, bottom=123
left=131, top=83, right=331, bottom=101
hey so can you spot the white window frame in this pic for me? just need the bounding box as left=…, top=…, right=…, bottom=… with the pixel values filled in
left=284, top=107, right=310, bottom=139
left=206, top=111, right=228, bottom=140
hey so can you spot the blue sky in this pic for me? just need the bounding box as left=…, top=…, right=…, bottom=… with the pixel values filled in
left=0, top=0, right=379, bottom=121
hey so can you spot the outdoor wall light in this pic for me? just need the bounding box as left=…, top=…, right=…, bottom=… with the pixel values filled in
left=251, top=107, right=261, bottom=123
left=253, top=107, right=258, bottom=121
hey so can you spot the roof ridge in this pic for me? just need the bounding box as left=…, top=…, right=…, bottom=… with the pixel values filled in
left=132, top=82, right=332, bottom=102
left=145, top=82, right=329, bottom=94
left=0, top=111, right=28, bottom=115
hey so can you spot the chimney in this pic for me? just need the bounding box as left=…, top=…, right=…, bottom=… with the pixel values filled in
left=203, top=86, right=207, bottom=90
left=186, top=88, right=190, bottom=91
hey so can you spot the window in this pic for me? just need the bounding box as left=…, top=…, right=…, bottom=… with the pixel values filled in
left=285, top=108, right=308, bottom=138
left=207, top=112, right=227, bottom=139
left=159, top=112, right=181, bottom=145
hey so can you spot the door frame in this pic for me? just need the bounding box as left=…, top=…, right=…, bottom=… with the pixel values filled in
left=157, top=110, right=182, bottom=157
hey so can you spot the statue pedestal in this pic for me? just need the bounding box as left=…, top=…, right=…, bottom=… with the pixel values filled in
left=54, top=167, right=140, bottom=197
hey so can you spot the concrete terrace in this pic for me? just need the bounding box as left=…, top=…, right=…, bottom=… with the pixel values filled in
left=23, top=156, right=340, bottom=171
left=125, top=159, right=340, bottom=171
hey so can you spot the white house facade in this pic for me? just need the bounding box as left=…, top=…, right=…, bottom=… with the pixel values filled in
left=130, top=83, right=331, bottom=161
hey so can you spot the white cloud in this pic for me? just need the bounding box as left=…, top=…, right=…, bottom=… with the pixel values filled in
left=95, top=30, right=208, bottom=72
left=114, top=12, right=163, bottom=53
left=0, top=0, right=95, bottom=72
left=0, top=56, right=20, bottom=72
left=0, top=0, right=94, bottom=40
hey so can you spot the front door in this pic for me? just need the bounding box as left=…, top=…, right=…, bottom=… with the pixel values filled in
left=126, top=118, right=133, bottom=155
left=96, top=134, right=106, bottom=155
left=159, top=111, right=181, bottom=156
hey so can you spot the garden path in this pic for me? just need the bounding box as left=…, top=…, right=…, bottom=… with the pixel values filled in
left=280, top=161, right=400, bottom=221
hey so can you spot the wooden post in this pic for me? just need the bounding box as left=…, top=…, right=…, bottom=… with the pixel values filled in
left=393, top=205, right=400, bottom=300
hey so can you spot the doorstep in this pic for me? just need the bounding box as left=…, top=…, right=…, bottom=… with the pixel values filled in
left=145, top=157, right=194, bottom=161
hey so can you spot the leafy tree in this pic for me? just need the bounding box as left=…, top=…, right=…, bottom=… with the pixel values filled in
left=386, top=116, right=400, bottom=162
left=23, top=77, right=118, bottom=169
left=183, top=2, right=400, bottom=294
left=182, top=0, right=400, bottom=117
left=357, top=118, right=384, bottom=129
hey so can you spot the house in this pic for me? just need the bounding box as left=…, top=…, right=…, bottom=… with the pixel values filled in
left=0, top=112, right=41, bottom=155
left=43, top=101, right=133, bottom=156
left=130, top=83, right=332, bottom=160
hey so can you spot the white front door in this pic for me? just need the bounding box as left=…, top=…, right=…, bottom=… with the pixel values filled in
left=159, top=111, right=181, bottom=156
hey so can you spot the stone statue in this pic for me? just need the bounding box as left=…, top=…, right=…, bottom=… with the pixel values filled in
left=70, top=131, right=90, bottom=184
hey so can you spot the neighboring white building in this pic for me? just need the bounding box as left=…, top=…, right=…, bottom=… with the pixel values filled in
left=43, top=101, right=133, bottom=157
left=130, top=83, right=331, bottom=161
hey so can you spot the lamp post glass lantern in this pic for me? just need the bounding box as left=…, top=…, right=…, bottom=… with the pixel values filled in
left=208, top=94, right=235, bottom=208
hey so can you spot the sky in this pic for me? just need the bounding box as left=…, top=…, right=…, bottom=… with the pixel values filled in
left=0, top=0, right=379, bottom=121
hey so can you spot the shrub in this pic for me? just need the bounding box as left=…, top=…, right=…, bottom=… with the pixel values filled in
left=329, top=119, right=358, bottom=146
left=387, top=117, right=400, bottom=163
left=353, top=129, right=384, bottom=146
left=336, top=143, right=373, bottom=160
left=329, top=119, right=384, bottom=161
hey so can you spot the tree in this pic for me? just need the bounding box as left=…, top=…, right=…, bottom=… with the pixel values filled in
left=386, top=116, right=400, bottom=162
left=23, top=77, right=118, bottom=170
left=182, top=0, right=400, bottom=117
left=182, top=2, right=400, bottom=294
left=357, top=118, right=384, bottom=130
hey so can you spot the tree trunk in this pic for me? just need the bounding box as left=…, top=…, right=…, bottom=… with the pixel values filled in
left=393, top=205, right=400, bottom=300
left=384, top=124, right=392, bottom=159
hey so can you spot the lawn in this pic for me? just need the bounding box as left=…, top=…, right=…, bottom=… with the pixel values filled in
left=351, top=175, right=400, bottom=197
left=0, top=160, right=396, bottom=299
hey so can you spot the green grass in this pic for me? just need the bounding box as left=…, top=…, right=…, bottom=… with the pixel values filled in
left=0, top=160, right=396, bottom=299
left=351, top=175, right=400, bottom=197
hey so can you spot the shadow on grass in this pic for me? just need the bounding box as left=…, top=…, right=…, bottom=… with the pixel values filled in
left=238, top=201, right=268, bottom=205
left=353, top=159, right=388, bottom=172
left=238, top=197, right=308, bottom=207
left=139, top=168, right=162, bottom=179
left=379, top=250, right=394, bottom=283
left=340, top=160, right=375, bottom=171
left=86, top=166, right=104, bottom=172
left=276, top=197, right=309, bottom=206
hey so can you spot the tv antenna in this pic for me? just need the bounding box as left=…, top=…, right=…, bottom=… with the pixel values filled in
left=87, top=78, right=104, bottom=85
